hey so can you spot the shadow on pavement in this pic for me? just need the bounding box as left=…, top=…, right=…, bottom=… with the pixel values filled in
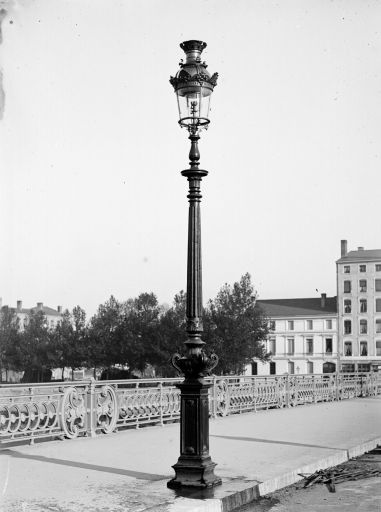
left=0, top=449, right=169, bottom=481
left=211, top=435, right=347, bottom=452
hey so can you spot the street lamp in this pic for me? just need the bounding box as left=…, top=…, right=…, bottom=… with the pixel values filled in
left=167, top=40, right=221, bottom=489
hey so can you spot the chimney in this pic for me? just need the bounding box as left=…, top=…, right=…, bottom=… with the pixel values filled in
left=17, top=300, right=22, bottom=311
left=57, top=306, right=62, bottom=314
left=321, top=293, right=326, bottom=308
left=37, top=302, right=43, bottom=311
left=341, top=240, right=347, bottom=257
left=358, top=246, right=364, bottom=251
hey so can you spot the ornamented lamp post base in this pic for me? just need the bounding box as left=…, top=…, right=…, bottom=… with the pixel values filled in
left=167, top=380, right=221, bottom=489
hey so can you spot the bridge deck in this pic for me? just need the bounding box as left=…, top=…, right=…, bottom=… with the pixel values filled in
left=1, top=397, right=381, bottom=512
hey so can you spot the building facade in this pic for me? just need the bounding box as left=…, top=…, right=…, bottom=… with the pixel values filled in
left=248, top=295, right=338, bottom=376
left=0, top=299, right=63, bottom=382
left=249, top=240, right=381, bottom=375
left=3, top=300, right=63, bottom=330
left=336, top=241, right=381, bottom=372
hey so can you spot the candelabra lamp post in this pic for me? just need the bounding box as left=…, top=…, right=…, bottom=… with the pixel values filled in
left=167, top=40, right=222, bottom=489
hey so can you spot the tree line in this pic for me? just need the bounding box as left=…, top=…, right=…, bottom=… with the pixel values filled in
left=0, top=273, right=270, bottom=382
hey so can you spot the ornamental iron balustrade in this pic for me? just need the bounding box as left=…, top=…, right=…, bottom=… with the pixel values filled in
left=0, top=373, right=380, bottom=445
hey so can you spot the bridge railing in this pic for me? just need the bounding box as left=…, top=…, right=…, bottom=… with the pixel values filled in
left=1, top=372, right=380, bottom=445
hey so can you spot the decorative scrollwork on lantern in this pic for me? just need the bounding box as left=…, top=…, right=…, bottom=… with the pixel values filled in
left=97, top=385, right=118, bottom=434
left=170, top=71, right=218, bottom=88
left=61, top=387, right=86, bottom=439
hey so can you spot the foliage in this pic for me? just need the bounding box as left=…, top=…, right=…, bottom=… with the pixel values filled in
left=0, top=307, right=22, bottom=377
left=154, top=290, right=187, bottom=376
left=53, top=306, right=87, bottom=376
left=0, top=273, right=269, bottom=380
left=203, top=273, right=270, bottom=374
left=20, top=310, right=53, bottom=381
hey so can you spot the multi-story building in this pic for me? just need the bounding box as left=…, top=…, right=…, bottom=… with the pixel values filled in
left=249, top=295, right=338, bottom=375
left=336, top=240, right=381, bottom=372
left=0, top=299, right=63, bottom=330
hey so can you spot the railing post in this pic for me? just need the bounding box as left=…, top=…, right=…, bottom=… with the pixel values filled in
left=29, top=386, right=35, bottom=445
left=253, top=376, right=257, bottom=412
left=159, top=382, right=164, bottom=426
left=286, top=374, right=290, bottom=408
left=86, top=379, right=97, bottom=438
left=212, top=376, right=217, bottom=418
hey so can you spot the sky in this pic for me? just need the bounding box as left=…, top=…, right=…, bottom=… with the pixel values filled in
left=0, top=0, right=381, bottom=318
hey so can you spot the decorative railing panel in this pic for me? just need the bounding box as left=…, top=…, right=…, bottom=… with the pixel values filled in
left=1, top=373, right=380, bottom=444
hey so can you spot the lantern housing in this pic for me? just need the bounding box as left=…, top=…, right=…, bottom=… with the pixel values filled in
left=170, top=40, right=218, bottom=132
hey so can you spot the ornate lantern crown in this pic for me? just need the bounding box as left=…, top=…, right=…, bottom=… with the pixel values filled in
left=170, top=40, right=218, bottom=132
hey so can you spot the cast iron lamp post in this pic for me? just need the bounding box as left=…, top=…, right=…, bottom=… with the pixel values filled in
left=167, top=40, right=222, bottom=489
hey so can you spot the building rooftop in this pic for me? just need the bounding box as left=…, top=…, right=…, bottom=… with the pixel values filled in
left=1, top=304, right=62, bottom=317
left=337, top=248, right=381, bottom=263
left=29, top=306, right=62, bottom=317
left=257, top=297, right=337, bottom=318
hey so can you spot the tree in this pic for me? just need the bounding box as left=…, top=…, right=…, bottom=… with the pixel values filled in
left=204, top=273, right=270, bottom=374
left=154, top=290, right=187, bottom=376
left=53, top=306, right=87, bottom=379
left=87, top=296, right=124, bottom=375
left=121, top=292, right=162, bottom=373
left=0, top=307, right=21, bottom=381
left=21, top=310, right=53, bottom=382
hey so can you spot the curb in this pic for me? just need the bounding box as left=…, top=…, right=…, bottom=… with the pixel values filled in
left=168, top=436, right=381, bottom=512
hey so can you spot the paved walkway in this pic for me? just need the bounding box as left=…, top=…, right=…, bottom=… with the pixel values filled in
left=1, top=397, right=381, bottom=512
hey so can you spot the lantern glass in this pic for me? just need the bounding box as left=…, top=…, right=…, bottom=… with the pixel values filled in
left=176, top=84, right=212, bottom=130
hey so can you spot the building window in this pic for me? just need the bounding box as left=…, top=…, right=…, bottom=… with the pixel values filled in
left=325, top=338, right=333, bottom=354
left=251, top=362, right=258, bottom=375
left=269, top=362, right=276, bottom=375
left=326, top=319, right=332, bottom=329
left=360, top=341, right=368, bottom=356
left=376, top=279, right=381, bottom=292
left=307, top=362, right=314, bottom=374
left=359, top=265, right=366, bottom=273
left=287, top=320, right=294, bottom=331
left=344, top=320, right=351, bottom=334
left=376, top=299, right=381, bottom=313
left=359, top=280, right=367, bottom=292
left=344, top=299, right=352, bottom=314
left=376, top=319, right=381, bottom=334
left=269, top=320, right=275, bottom=331
left=288, top=361, right=295, bottom=374
left=344, top=266, right=350, bottom=274
left=287, top=338, right=294, bottom=355
left=376, top=341, right=381, bottom=357
left=360, top=319, right=367, bottom=334
left=360, top=299, right=367, bottom=313
left=306, top=338, right=313, bottom=355
left=344, top=281, right=351, bottom=293
left=344, top=342, right=352, bottom=356
left=306, top=320, right=313, bottom=330
left=376, top=264, right=381, bottom=272
left=269, top=337, right=276, bottom=355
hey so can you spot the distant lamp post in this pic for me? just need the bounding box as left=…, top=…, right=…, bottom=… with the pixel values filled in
left=167, top=40, right=221, bottom=489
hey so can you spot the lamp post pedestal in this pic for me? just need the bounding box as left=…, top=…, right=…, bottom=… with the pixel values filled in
left=167, top=379, right=221, bottom=489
